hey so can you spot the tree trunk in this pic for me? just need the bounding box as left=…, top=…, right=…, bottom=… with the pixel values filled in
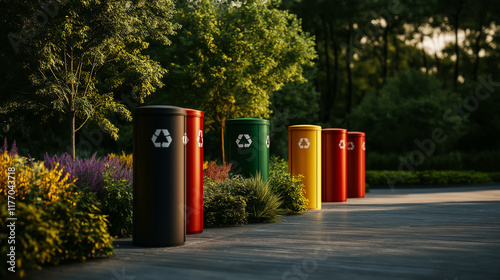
left=321, top=15, right=333, bottom=123
left=382, top=18, right=390, bottom=84
left=69, top=111, right=76, bottom=160
left=434, top=52, right=441, bottom=77
left=328, top=19, right=338, bottom=124
left=393, top=31, right=400, bottom=73
left=472, top=7, right=485, bottom=81
left=221, top=122, right=226, bottom=164
left=314, top=30, right=322, bottom=100
left=453, top=0, right=464, bottom=87
left=345, top=21, right=354, bottom=117
left=421, top=34, right=428, bottom=74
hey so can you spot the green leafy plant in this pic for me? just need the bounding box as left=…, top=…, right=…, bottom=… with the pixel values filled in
left=268, top=157, right=308, bottom=214
left=0, top=153, right=114, bottom=278
left=232, top=174, right=282, bottom=223
left=203, top=173, right=283, bottom=226
left=97, top=165, right=134, bottom=237
left=367, top=170, right=498, bottom=187
left=203, top=179, right=248, bottom=227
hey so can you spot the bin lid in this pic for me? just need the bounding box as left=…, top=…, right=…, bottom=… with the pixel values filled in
left=186, top=108, right=204, bottom=118
left=133, top=105, right=186, bottom=116
left=288, top=125, right=322, bottom=131
left=347, top=131, right=366, bottom=137
left=226, top=118, right=269, bottom=125
left=322, top=128, right=347, bottom=134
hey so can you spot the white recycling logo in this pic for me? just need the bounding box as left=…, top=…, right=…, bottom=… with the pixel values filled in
left=339, top=140, right=345, bottom=149
left=151, top=129, right=172, bottom=148
left=362, top=142, right=366, bottom=151
left=266, top=135, right=270, bottom=148
left=197, top=130, right=203, bottom=148
left=347, top=141, right=355, bottom=150
left=182, top=133, right=189, bottom=145
left=298, top=138, right=310, bottom=149
left=236, top=134, right=252, bottom=148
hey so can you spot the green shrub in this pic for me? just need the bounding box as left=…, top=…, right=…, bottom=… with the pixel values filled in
left=203, top=179, right=248, bottom=227
left=0, top=153, right=114, bottom=278
left=231, top=175, right=282, bottom=223
left=96, top=165, right=133, bottom=237
left=462, top=150, right=500, bottom=172
left=268, top=157, right=308, bottom=214
left=367, top=151, right=500, bottom=172
left=203, top=174, right=283, bottom=226
left=367, top=170, right=497, bottom=187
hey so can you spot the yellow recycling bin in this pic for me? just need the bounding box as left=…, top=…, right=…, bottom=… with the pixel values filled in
left=288, top=125, right=322, bottom=210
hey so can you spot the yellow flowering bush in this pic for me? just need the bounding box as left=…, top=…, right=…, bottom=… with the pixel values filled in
left=0, top=152, right=114, bottom=278
left=108, top=151, right=133, bottom=170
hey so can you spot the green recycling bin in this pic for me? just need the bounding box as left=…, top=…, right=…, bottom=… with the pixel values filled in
left=225, top=118, right=270, bottom=182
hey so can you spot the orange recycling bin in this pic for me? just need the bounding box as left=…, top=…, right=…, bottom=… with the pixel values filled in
left=321, top=128, right=347, bottom=202
left=288, top=125, right=322, bottom=210
left=185, top=109, right=204, bottom=234
left=347, top=131, right=366, bottom=198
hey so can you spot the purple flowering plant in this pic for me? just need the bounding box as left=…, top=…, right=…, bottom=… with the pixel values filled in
left=44, top=152, right=132, bottom=192
left=1, top=138, right=18, bottom=155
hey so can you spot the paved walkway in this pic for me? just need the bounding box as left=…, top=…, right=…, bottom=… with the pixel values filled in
left=25, top=185, right=500, bottom=280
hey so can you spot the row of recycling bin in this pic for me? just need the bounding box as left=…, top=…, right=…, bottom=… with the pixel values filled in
left=227, top=122, right=366, bottom=210
left=132, top=105, right=365, bottom=247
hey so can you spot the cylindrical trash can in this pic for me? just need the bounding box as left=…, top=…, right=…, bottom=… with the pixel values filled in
left=185, top=109, right=204, bottom=235
left=133, top=105, right=186, bottom=247
left=225, top=118, right=270, bottom=182
left=322, top=128, right=347, bottom=202
left=347, top=131, right=366, bottom=198
left=288, top=125, right=322, bottom=210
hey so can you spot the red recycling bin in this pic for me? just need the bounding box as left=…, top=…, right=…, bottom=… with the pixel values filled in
left=321, top=128, right=347, bottom=202
left=186, top=109, right=204, bottom=234
left=347, top=131, right=366, bottom=198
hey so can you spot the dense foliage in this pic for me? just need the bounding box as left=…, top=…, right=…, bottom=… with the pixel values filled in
left=203, top=177, right=248, bottom=227
left=148, top=0, right=317, bottom=161
left=0, top=153, right=114, bottom=278
left=268, top=157, right=308, bottom=214
left=204, top=174, right=282, bottom=227
left=367, top=170, right=500, bottom=187
left=0, top=0, right=180, bottom=158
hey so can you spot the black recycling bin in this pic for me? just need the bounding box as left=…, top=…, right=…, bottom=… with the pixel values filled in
left=133, top=105, right=186, bottom=247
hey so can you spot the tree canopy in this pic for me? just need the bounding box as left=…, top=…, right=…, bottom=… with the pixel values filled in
left=148, top=0, right=317, bottom=162
left=0, top=0, right=179, bottom=159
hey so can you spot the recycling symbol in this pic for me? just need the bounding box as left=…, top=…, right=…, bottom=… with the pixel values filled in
left=362, top=142, right=366, bottom=151
left=347, top=142, right=355, bottom=150
left=298, top=138, right=310, bottom=149
left=266, top=135, right=270, bottom=148
left=339, top=140, right=345, bottom=149
left=197, top=130, right=203, bottom=148
left=182, top=133, right=189, bottom=145
left=236, top=134, right=252, bottom=148
left=151, top=129, right=172, bottom=148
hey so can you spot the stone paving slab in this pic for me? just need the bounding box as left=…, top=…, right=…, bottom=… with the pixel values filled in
left=23, top=185, right=500, bottom=280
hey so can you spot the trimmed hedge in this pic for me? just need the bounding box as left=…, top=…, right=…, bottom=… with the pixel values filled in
left=367, top=170, right=500, bottom=187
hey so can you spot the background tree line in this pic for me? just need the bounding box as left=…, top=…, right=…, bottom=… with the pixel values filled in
left=1, top=0, right=499, bottom=171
